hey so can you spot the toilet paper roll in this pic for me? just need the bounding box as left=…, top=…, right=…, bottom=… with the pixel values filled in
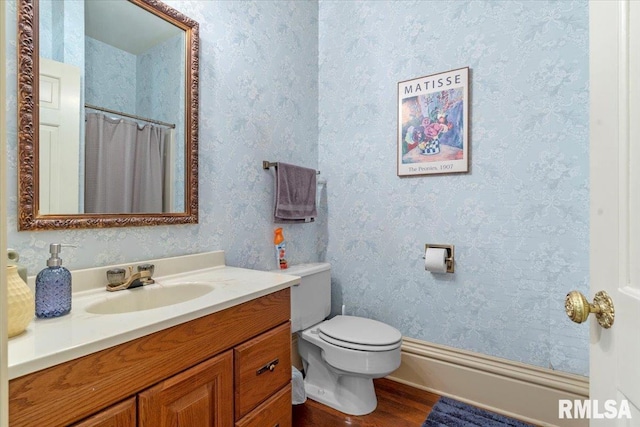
left=425, top=247, right=448, bottom=273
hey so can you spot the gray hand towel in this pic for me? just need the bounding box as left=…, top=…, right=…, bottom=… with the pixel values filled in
left=274, top=162, right=317, bottom=223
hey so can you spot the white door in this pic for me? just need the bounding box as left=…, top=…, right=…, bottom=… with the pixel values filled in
left=582, top=1, right=640, bottom=425
left=39, top=57, right=81, bottom=214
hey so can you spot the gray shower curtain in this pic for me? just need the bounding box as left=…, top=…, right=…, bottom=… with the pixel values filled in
left=84, top=113, right=169, bottom=213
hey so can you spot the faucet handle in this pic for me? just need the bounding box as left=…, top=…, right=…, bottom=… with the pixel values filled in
left=136, top=264, right=155, bottom=284
left=106, top=268, right=127, bottom=285
left=137, top=264, right=155, bottom=276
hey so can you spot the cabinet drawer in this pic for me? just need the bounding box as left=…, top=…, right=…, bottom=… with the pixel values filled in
left=234, top=322, right=291, bottom=419
left=235, top=384, right=292, bottom=427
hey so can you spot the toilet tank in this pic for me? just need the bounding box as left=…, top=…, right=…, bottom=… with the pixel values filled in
left=286, top=263, right=331, bottom=332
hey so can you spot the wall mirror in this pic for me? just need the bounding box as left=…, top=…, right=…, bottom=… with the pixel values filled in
left=17, top=0, right=199, bottom=230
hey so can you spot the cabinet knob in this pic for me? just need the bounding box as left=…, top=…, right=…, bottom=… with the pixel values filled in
left=256, top=358, right=280, bottom=375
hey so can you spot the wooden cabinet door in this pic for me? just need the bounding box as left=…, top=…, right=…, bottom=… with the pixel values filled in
left=138, top=351, right=233, bottom=427
left=71, top=397, right=136, bottom=427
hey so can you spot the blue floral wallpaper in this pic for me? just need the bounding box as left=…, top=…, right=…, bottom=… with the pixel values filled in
left=85, top=37, right=137, bottom=113
left=318, top=0, right=589, bottom=376
left=4, top=0, right=589, bottom=376
left=39, top=0, right=83, bottom=68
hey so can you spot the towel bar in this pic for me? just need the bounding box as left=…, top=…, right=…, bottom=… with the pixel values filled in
left=262, top=161, right=320, bottom=175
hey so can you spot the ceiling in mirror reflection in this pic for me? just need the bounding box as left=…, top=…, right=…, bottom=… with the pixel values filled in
left=85, top=0, right=182, bottom=54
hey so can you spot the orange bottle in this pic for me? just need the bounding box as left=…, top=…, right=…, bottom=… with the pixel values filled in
left=274, top=228, right=287, bottom=269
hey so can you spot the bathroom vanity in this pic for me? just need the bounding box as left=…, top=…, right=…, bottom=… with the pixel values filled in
left=7, top=252, right=298, bottom=427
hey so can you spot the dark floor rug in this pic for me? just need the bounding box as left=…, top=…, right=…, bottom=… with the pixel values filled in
left=422, top=397, right=534, bottom=427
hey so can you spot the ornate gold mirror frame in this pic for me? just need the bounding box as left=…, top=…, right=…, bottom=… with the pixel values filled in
left=17, top=0, right=199, bottom=230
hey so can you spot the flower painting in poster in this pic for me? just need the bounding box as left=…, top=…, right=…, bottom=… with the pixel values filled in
left=397, top=67, right=469, bottom=176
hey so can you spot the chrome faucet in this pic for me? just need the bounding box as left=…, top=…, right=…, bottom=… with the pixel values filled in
left=106, top=264, right=155, bottom=292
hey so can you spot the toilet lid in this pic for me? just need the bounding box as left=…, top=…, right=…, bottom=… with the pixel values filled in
left=317, top=315, right=402, bottom=349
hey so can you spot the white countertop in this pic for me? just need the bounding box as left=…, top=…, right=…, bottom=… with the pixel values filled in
left=8, top=252, right=300, bottom=380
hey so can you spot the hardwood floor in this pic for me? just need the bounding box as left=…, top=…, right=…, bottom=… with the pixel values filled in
left=292, top=378, right=440, bottom=427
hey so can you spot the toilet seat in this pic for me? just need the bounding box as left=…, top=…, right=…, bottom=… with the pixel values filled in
left=317, top=315, right=402, bottom=352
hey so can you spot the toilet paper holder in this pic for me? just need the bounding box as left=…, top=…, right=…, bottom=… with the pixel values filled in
left=424, top=244, right=455, bottom=273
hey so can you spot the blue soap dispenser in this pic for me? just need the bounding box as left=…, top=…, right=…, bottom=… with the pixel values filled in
left=35, top=243, right=72, bottom=318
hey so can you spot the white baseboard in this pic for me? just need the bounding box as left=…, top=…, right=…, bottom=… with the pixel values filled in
left=386, top=337, right=589, bottom=427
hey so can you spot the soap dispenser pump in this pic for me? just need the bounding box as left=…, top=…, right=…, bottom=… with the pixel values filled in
left=35, top=243, right=73, bottom=318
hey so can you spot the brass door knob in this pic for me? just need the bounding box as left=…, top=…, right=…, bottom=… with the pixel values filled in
left=565, top=290, right=615, bottom=329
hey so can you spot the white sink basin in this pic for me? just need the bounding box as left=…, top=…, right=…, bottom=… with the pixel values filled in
left=85, top=283, right=216, bottom=315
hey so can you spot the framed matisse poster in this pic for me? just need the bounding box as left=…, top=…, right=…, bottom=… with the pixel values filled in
left=397, top=67, right=469, bottom=176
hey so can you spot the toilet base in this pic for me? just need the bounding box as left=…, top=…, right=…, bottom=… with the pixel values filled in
left=300, top=334, right=378, bottom=416
left=304, top=374, right=377, bottom=416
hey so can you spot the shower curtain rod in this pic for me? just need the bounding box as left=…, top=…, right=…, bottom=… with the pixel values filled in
left=85, top=103, right=176, bottom=129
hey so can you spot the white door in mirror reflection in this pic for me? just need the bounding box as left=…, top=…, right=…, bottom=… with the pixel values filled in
left=39, top=58, right=81, bottom=214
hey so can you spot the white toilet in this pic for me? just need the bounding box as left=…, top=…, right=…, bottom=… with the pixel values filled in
left=288, top=263, right=402, bottom=416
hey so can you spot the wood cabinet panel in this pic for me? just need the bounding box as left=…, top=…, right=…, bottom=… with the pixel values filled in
left=71, top=397, right=136, bottom=427
left=234, top=322, right=291, bottom=420
left=9, top=288, right=290, bottom=427
left=138, top=351, right=233, bottom=427
left=236, top=384, right=292, bottom=427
